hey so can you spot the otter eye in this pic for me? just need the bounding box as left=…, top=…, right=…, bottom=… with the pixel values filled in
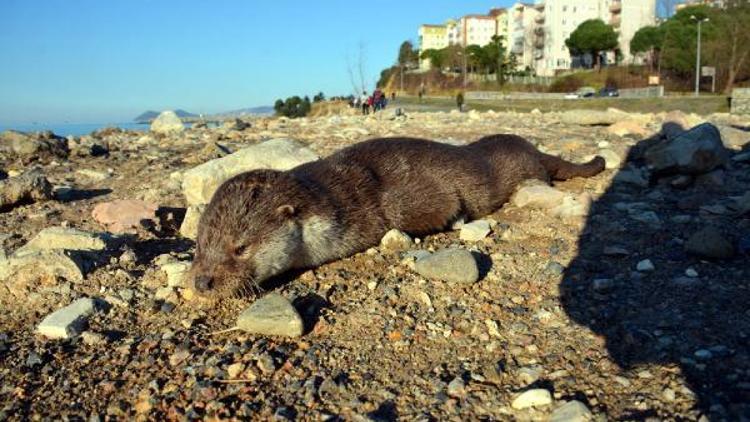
left=234, top=245, right=248, bottom=256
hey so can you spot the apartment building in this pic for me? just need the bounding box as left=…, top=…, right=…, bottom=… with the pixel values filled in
left=507, top=3, right=543, bottom=70
left=533, top=0, right=656, bottom=76
left=490, top=8, right=510, bottom=46
left=459, top=14, right=498, bottom=47
left=418, top=24, right=448, bottom=69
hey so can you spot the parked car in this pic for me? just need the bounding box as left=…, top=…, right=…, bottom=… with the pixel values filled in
left=565, top=86, right=596, bottom=99
left=599, top=86, right=620, bottom=97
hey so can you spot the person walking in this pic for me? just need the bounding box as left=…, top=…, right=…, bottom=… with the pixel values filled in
left=360, top=91, right=369, bottom=115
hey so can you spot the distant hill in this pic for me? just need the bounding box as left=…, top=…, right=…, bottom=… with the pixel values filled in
left=133, top=109, right=198, bottom=123
left=214, top=106, right=275, bottom=118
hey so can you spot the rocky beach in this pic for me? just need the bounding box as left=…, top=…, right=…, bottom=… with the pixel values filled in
left=1, top=106, right=749, bottom=420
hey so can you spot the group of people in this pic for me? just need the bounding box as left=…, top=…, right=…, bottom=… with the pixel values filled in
left=351, top=89, right=395, bottom=115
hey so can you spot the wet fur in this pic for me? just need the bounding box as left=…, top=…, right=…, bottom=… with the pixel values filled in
left=189, top=134, right=605, bottom=297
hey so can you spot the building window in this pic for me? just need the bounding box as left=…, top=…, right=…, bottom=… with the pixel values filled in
left=562, top=19, right=566, bottom=25
left=562, top=5, right=567, bottom=12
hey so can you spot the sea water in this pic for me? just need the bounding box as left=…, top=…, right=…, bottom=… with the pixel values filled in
left=0, top=122, right=151, bottom=137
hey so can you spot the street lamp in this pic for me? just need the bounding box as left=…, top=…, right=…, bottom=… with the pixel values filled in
left=690, top=15, right=709, bottom=97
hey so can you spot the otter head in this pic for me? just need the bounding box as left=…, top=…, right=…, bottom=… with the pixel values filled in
left=188, top=170, right=304, bottom=298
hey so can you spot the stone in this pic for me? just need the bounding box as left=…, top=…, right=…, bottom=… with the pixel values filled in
left=237, top=293, right=304, bottom=338
left=179, top=205, right=205, bottom=239
left=380, top=229, right=413, bottom=252
left=560, top=109, right=627, bottom=126
left=661, top=110, right=704, bottom=138
left=512, top=183, right=566, bottom=209
left=0, top=168, right=54, bottom=210
left=222, top=118, right=250, bottom=131
left=511, top=388, right=553, bottom=409
left=550, top=400, right=593, bottom=422
left=644, top=123, right=730, bottom=176
left=685, top=226, right=734, bottom=259
left=0, top=130, right=68, bottom=159
left=161, top=261, right=191, bottom=288
left=719, top=125, right=750, bottom=150
left=613, top=168, right=649, bottom=187
left=731, top=88, right=750, bottom=115
left=447, top=377, right=466, bottom=398
left=76, top=169, right=109, bottom=181
left=606, top=120, right=650, bottom=138
left=414, top=249, right=479, bottom=284
left=181, top=138, right=319, bottom=207
left=550, top=193, right=592, bottom=219
left=460, top=220, right=491, bottom=242
left=150, top=111, right=185, bottom=134
left=598, top=149, right=622, bottom=169
left=36, top=298, right=96, bottom=339
left=636, top=259, right=655, bottom=272
left=18, top=227, right=107, bottom=254
left=0, top=249, right=85, bottom=289
left=92, top=199, right=158, bottom=233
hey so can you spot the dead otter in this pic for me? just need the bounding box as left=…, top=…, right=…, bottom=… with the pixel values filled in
left=189, top=135, right=605, bottom=298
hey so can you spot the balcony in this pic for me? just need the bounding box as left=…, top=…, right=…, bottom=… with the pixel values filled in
left=534, top=39, right=545, bottom=49
left=611, top=15, right=621, bottom=27
left=534, top=26, right=545, bottom=36
left=610, top=0, right=621, bottom=13
left=535, top=13, right=545, bottom=23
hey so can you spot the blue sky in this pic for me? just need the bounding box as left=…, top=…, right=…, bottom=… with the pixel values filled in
left=0, top=0, right=514, bottom=124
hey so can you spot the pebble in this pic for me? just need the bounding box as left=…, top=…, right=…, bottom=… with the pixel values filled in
left=694, top=349, right=713, bottom=360
left=459, top=220, right=491, bottom=242
left=512, top=183, right=566, bottom=209
left=550, top=400, right=593, bottom=422
left=160, top=261, right=191, bottom=287
left=379, top=229, right=413, bottom=252
left=511, top=388, right=553, bottom=409
left=685, top=268, right=699, bottom=278
left=636, top=259, right=655, bottom=272
left=36, top=298, right=97, bottom=339
left=447, top=377, right=466, bottom=398
left=236, top=293, right=304, bottom=337
left=545, top=261, right=565, bottom=275
left=413, top=248, right=479, bottom=284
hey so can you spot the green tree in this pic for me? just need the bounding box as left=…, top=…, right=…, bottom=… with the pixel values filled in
left=313, top=92, right=326, bottom=103
left=565, top=19, right=619, bottom=71
left=631, top=25, right=665, bottom=71
left=659, top=6, right=715, bottom=77
left=273, top=96, right=312, bottom=118
left=483, top=35, right=509, bottom=85
left=709, top=0, right=750, bottom=93
left=397, top=41, right=419, bottom=68
left=420, top=48, right=446, bottom=70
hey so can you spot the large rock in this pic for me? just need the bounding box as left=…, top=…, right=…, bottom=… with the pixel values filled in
left=685, top=226, right=734, bottom=259
left=92, top=200, right=158, bottom=233
left=0, top=130, right=68, bottom=159
left=36, top=298, right=96, bottom=339
left=0, top=249, right=85, bottom=295
left=719, top=125, right=750, bottom=150
left=560, top=109, right=628, bottom=126
left=237, top=293, right=304, bottom=337
left=0, top=168, right=53, bottom=210
left=644, top=123, right=730, bottom=176
left=179, top=205, right=205, bottom=239
left=18, top=227, right=107, bottom=254
left=150, top=111, right=185, bottom=134
left=182, top=138, right=319, bottom=207
left=414, top=249, right=479, bottom=284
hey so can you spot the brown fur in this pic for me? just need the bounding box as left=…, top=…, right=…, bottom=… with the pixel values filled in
left=189, top=135, right=605, bottom=298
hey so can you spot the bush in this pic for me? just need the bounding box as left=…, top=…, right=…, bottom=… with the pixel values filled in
left=548, top=75, right=583, bottom=93
left=274, top=96, right=312, bottom=118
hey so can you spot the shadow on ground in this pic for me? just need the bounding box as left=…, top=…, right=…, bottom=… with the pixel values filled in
left=560, top=130, right=750, bottom=419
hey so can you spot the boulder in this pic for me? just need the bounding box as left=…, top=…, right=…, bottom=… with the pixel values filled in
left=150, top=111, right=185, bottom=134
left=18, top=227, right=108, bottom=254
left=181, top=138, right=319, bottom=207
left=0, top=168, right=54, bottom=211
left=0, top=130, right=68, bottom=159
left=644, top=123, right=730, bottom=176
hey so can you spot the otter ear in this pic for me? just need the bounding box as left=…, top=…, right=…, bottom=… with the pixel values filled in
left=276, top=204, right=295, bottom=218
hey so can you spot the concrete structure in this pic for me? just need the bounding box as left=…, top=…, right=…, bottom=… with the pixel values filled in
left=490, top=8, right=510, bottom=46
left=507, top=3, right=543, bottom=71
left=459, top=14, right=498, bottom=47
left=533, top=0, right=656, bottom=76
left=731, top=88, right=750, bottom=115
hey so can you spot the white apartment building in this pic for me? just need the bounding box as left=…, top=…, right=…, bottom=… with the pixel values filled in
left=507, top=3, right=543, bottom=71
left=459, top=14, right=498, bottom=47
left=533, top=0, right=656, bottom=76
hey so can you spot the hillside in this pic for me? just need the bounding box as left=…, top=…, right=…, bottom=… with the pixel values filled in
left=133, top=109, right=198, bottom=123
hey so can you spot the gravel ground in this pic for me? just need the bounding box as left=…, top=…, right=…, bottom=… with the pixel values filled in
left=0, top=108, right=749, bottom=420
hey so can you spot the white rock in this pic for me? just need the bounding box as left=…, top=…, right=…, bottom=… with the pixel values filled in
left=179, top=205, right=205, bottom=240
left=182, top=138, right=319, bottom=207
left=150, top=111, right=185, bottom=134
left=598, top=149, right=622, bottom=169
left=237, top=293, right=304, bottom=338
left=637, top=259, right=655, bottom=272
left=512, top=183, right=566, bottom=209
left=380, top=229, right=413, bottom=252
left=460, top=220, right=491, bottom=242
left=550, top=400, right=593, bottom=422
left=160, top=261, right=191, bottom=287
left=36, top=298, right=97, bottom=339
left=18, top=227, right=107, bottom=254
left=511, top=388, right=553, bottom=409
left=550, top=193, right=592, bottom=219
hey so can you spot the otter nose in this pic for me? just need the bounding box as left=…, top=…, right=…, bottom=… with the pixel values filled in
left=194, top=275, right=214, bottom=292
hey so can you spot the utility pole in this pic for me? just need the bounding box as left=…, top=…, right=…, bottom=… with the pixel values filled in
left=691, top=15, right=709, bottom=97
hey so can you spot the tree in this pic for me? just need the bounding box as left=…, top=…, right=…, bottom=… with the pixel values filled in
left=397, top=41, right=419, bottom=68
left=273, top=96, right=312, bottom=118
left=631, top=25, right=665, bottom=71
left=660, top=6, right=715, bottom=77
left=565, top=19, right=619, bottom=71
left=313, top=92, right=326, bottom=103
left=420, top=48, right=446, bottom=70
left=710, top=0, right=750, bottom=93
left=483, top=35, right=510, bottom=85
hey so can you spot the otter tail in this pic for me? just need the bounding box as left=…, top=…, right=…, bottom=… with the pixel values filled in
left=538, top=154, right=606, bottom=181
